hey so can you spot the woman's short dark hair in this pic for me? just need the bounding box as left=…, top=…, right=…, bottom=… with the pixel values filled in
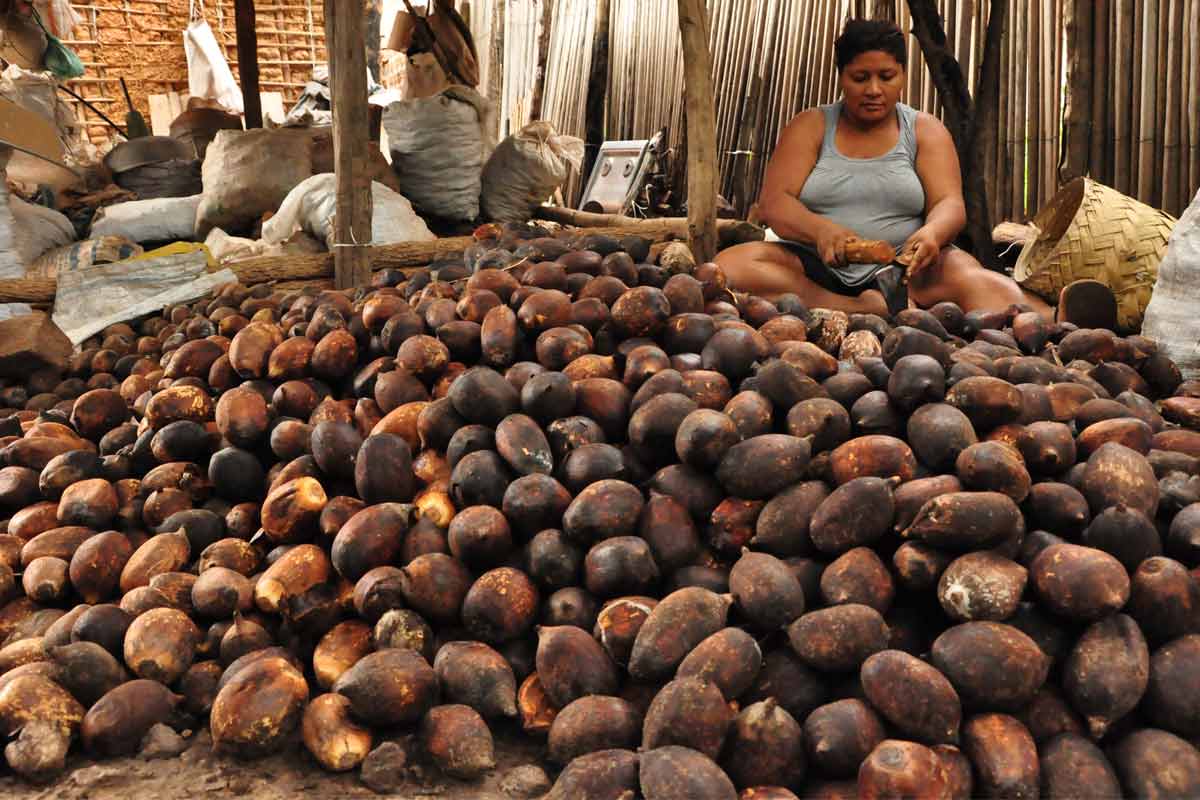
left=835, top=19, right=907, bottom=71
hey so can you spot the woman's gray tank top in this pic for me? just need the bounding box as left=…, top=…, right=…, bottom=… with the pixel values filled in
left=788, top=101, right=926, bottom=286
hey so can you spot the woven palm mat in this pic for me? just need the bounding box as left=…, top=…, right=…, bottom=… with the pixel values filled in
left=1015, top=178, right=1176, bottom=330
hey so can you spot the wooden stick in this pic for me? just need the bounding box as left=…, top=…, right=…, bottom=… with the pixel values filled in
left=325, top=0, right=373, bottom=289
left=532, top=206, right=763, bottom=243
left=234, top=0, right=263, bottom=129
left=676, top=0, right=719, bottom=264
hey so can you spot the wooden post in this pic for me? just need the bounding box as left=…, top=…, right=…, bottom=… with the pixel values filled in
left=487, top=0, right=506, bottom=138
left=234, top=0, right=263, bottom=129
left=580, top=0, right=611, bottom=192
left=1062, top=0, right=1093, bottom=183
left=529, top=0, right=555, bottom=120
left=676, top=0, right=718, bottom=265
left=325, top=0, right=373, bottom=289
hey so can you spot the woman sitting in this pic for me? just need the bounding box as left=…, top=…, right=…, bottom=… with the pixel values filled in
left=717, top=19, right=1061, bottom=321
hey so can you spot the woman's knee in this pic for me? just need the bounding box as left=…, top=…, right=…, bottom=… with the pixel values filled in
left=909, top=248, right=989, bottom=304
left=715, top=241, right=789, bottom=268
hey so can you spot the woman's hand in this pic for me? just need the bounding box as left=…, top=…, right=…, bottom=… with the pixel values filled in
left=814, top=222, right=861, bottom=267
left=901, top=227, right=942, bottom=275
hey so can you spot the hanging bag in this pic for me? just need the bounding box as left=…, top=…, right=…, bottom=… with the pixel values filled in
left=31, top=7, right=84, bottom=80
left=183, top=0, right=244, bottom=114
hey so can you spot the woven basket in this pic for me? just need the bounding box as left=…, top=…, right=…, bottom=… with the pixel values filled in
left=1013, top=177, right=1176, bottom=331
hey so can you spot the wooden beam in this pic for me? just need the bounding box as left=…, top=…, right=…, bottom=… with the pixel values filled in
left=676, top=0, right=719, bottom=264
left=234, top=0, right=263, bottom=129
left=533, top=206, right=764, bottom=243
left=581, top=0, right=611, bottom=190
left=325, top=0, right=374, bottom=289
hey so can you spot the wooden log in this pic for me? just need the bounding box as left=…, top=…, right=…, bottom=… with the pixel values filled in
left=234, top=0, right=263, bottom=130
left=0, top=220, right=748, bottom=305
left=325, top=0, right=373, bottom=290
left=676, top=0, right=718, bottom=265
left=0, top=313, right=73, bottom=378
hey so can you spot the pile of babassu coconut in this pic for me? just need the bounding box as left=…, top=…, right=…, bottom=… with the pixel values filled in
left=1, top=222, right=1199, bottom=799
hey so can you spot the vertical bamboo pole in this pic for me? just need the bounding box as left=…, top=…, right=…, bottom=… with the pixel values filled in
left=677, top=0, right=718, bottom=262
left=997, top=0, right=1012, bottom=219
left=1112, top=0, right=1131, bottom=193
left=1137, top=0, right=1158, bottom=204
left=324, top=0, right=372, bottom=289
left=1025, top=0, right=1039, bottom=214
left=1186, top=0, right=1199, bottom=200
left=1011, top=0, right=1026, bottom=217
left=1089, top=0, right=1108, bottom=183
left=1040, top=0, right=1054, bottom=208
left=1163, top=0, right=1182, bottom=212
left=1154, top=0, right=1170, bottom=208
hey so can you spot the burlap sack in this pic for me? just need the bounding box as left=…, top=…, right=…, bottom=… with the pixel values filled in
left=194, top=128, right=314, bottom=237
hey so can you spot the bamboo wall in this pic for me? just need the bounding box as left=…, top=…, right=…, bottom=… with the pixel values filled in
left=469, top=0, right=1194, bottom=221
left=1061, top=0, right=1200, bottom=217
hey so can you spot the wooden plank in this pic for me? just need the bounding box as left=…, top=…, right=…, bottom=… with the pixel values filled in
left=676, top=0, right=718, bottom=264
left=234, top=0, right=263, bottom=129
left=325, top=0, right=373, bottom=289
left=0, top=97, right=68, bottom=167
left=147, top=93, right=175, bottom=136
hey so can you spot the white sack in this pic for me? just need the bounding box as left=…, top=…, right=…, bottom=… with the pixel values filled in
left=1142, top=187, right=1200, bottom=380
left=53, top=248, right=235, bottom=344
left=262, top=173, right=435, bottom=249
left=90, top=196, right=201, bottom=243
left=184, top=0, right=244, bottom=114
left=383, top=87, right=488, bottom=221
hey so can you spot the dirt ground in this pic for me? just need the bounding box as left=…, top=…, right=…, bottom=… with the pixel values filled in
left=0, top=724, right=550, bottom=800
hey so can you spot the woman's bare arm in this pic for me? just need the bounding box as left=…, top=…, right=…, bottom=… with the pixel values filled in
left=912, top=113, right=968, bottom=247
left=759, top=110, right=858, bottom=264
